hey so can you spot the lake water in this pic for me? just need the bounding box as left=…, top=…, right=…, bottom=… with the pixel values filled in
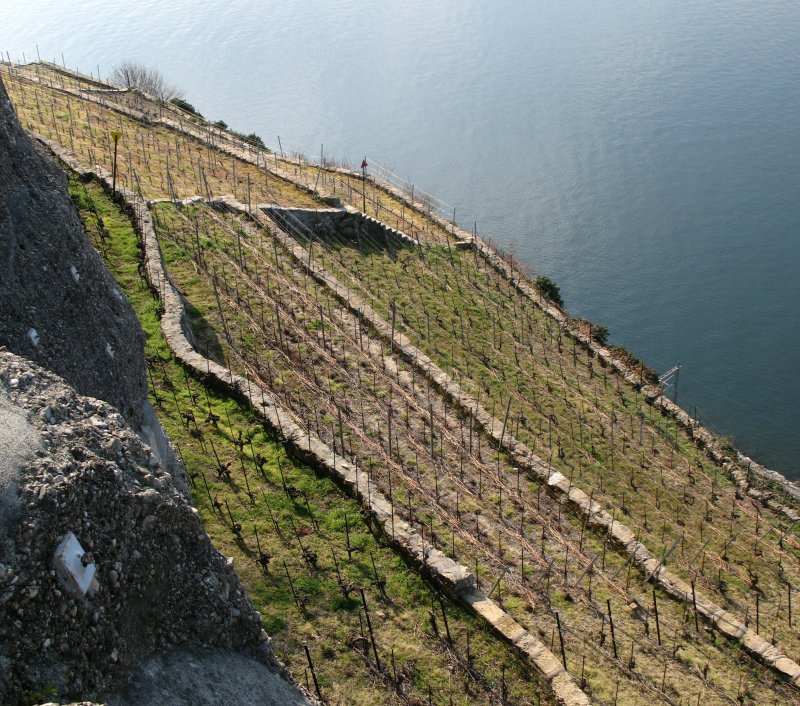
left=3, top=0, right=799, bottom=478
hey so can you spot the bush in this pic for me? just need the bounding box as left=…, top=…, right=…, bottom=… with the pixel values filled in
left=170, top=97, right=202, bottom=117
left=572, top=318, right=610, bottom=345
left=232, top=131, right=266, bottom=149
left=209, top=120, right=265, bottom=149
left=591, top=324, right=610, bottom=346
left=534, top=275, right=563, bottom=307
left=607, top=345, right=659, bottom=384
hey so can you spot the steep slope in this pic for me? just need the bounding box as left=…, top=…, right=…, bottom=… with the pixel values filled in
left=0, top=352, right=304, bottom=704
left=0, top=73, right=309, bottom=705
left=0, top=76, right=146, bottom=424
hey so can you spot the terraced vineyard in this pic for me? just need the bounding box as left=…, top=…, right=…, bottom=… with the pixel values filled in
left=5, top=60, right=800, bottom=705
left=69, top=178, right=552, bottom=706
left=149, top=200, right=798, bottom=705
left=286, top=210, right=800, bottom=649
left=3, top=62, right=316, bottom=206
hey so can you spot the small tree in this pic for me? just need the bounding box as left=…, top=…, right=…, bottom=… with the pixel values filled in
left=170, top=97, right=202, bottom=117
left=534, top=275, right=564, bottom=307
left=109, top=60, right=183, bottom=101
left=242, top=132, right=266, bottom=149
left=591, top=324, right=609, bottom=346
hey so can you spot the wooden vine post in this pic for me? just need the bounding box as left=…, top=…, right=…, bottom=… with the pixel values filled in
left=110, top=129, right=121, bottom=192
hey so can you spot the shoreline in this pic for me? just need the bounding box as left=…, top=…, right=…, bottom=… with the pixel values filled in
left=9, top=56, right=795, bottom=504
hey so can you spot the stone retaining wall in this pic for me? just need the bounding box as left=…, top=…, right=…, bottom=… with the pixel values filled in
left=38, top=140, right=591, bottom=706
left=250, top=205, right=800, bottom=688
left=261, top=203, right=420, bottom=251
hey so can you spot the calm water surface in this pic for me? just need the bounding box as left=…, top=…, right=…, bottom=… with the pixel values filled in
left=4, top=0, right=799, bottom=477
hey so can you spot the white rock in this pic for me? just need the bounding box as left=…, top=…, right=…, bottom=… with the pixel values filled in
left=53, top=532, right=96, bottom=598
left=90, top=416, right=108, bottom=429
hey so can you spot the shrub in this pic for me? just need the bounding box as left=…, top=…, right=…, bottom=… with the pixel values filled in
left=607, top=345, right=659, bottom=384
left=170, top=97, right=202, bottom=117
left=572, top=318, right=610, bottom=345
left=534, top=275, right=563, bottom=307
left=232, top=131, right=266, bottom=149
left=591, top=324, right=610, bottom=346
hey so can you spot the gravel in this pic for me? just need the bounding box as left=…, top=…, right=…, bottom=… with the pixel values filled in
left=0, top=392, right=40, bottom=543
left=102, top=647, right=310, bottom=706
left=0, top=352, right=305, bottom=704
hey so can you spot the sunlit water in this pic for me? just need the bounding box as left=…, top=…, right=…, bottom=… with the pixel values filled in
left=4, top=0, right=799, bottom=477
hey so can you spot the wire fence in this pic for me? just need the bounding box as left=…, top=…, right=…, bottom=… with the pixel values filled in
left=268, top=135, right=457, bottom=224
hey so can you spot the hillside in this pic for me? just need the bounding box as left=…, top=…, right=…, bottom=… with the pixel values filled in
left=0, top=64, right=145, bottom=424
left=3, top=59, right=800, bottom=705
left=0, top=68, right=311, bottom=706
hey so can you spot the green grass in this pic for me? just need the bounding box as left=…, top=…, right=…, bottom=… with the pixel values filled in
left=68, top=177, right=556, bottom=706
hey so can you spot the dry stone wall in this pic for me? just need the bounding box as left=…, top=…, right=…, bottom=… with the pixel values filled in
left=256, top=204, right=800, bottom=687
left=261, top=203, right=420, bottom=251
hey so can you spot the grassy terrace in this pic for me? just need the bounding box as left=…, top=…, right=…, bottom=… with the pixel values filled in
left=148, top=201, right=796, bottom=705
left=12, top=61, right=107, bottom=92
left=4, top=60, right=455, bottom=247
left=2, top=65, right=318, bottom=207
left=69, top=178, right=554, bottom=706
left=285, top=215, right=800, bottom=645
left=5, top=62, right=799, bottom=704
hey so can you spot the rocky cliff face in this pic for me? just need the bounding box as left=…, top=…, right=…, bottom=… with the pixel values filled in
left=0, top=76, right=146, bottom=425
left=0, top=352, right=278, bottom=703
left=0, top=75, right=308, bottom=705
